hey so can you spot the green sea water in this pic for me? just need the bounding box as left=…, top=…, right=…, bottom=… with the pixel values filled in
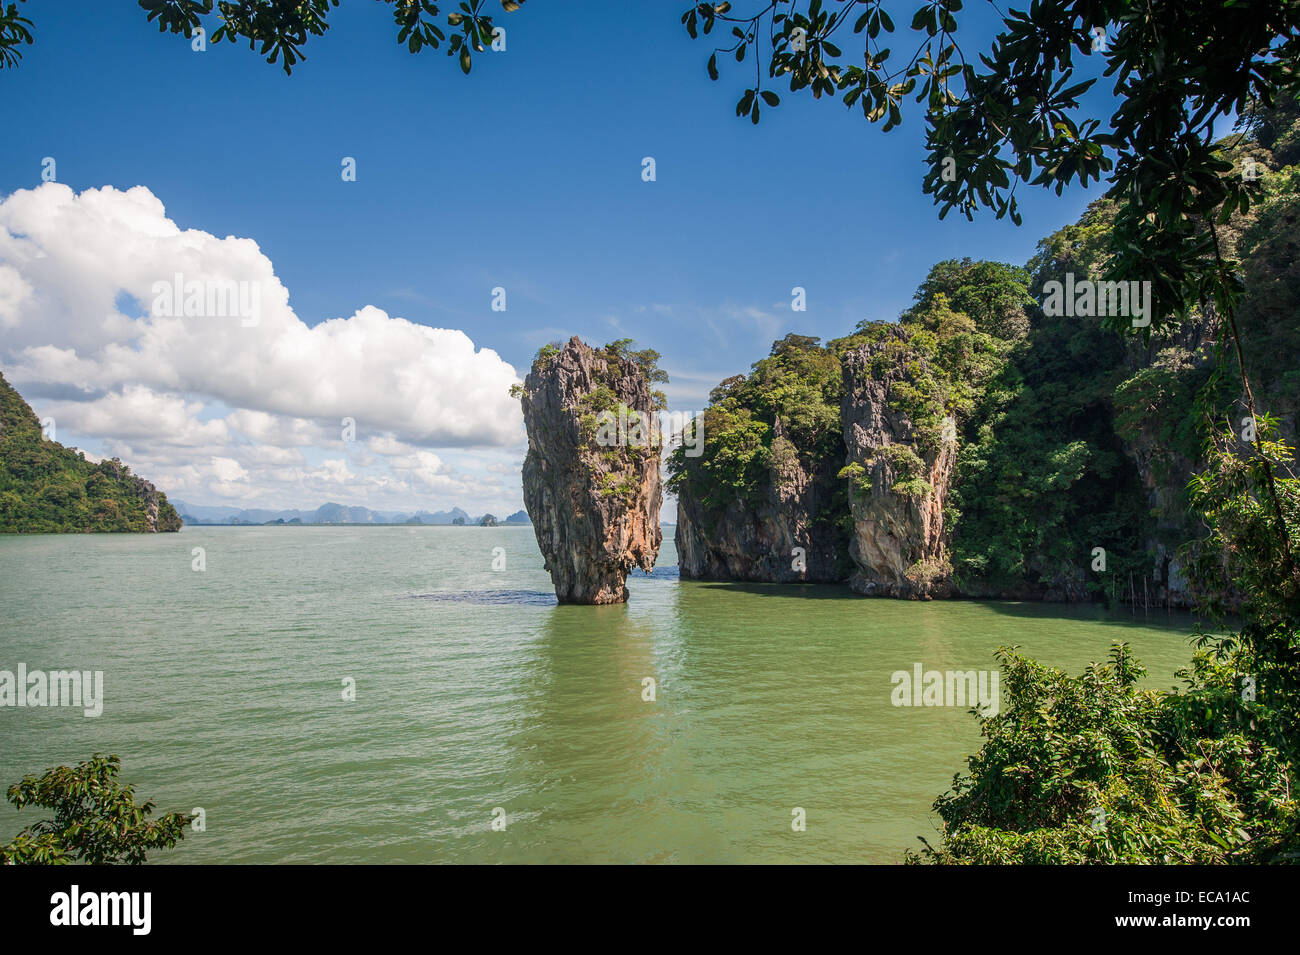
left=0, top=525, right=1201, bottom=863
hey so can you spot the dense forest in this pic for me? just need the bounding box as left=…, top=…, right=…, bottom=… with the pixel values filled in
left=670, top=95, right=1300, bottom=609
left=0, top=371, right=181, bottom=533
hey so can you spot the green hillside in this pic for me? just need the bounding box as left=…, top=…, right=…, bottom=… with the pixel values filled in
left=0, top=372, right=181, bottom=533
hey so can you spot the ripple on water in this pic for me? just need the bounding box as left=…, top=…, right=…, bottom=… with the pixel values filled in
left=0, top=529, right=1199, bottom=864
left=410, top=565, right=680, bottom=604
left=410, top=589, right=557, bottom=606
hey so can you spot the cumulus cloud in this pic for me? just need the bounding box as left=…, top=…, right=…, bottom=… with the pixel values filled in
left=39, top=386, right=229, bottom=446
left=0, top=183, right=526, bottom=513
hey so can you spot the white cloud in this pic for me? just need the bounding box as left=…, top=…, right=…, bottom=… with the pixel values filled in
left=210, top=456, right=249, bottom=483
left=0, top=264, right=33, bottom=329
left=41, top=386, right=228, bottom=446
left=0, top=183, right=527, bottom=514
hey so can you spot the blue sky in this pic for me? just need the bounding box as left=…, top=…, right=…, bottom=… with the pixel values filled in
left=0, top=1, right=1118, bottom=516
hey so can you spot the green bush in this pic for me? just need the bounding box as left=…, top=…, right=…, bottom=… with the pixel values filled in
left=911, top=645, right=1297, bottom=864
left=1, top=754, right=191, bottom=865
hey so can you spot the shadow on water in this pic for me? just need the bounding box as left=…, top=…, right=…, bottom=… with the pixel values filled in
left=678, top=579, right=858, bottom=600
left=972, top=597, right=1208, bottom=635
left=408, top=567, right=677, bottom=608
left=409, top=589, right=556, bottom=606
left=677, top=577, right=1207, bottom=635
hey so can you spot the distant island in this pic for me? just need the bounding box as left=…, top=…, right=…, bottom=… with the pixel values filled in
left=173, top=500, right=529, bottom=527
left=0, top=371, right=180, bottom=533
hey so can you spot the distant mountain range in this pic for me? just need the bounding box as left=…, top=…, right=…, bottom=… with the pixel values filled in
left=172, top=500, right=530, bottom=526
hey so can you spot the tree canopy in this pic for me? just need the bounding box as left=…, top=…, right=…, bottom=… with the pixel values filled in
left=1, top=754, right=191, bottom=865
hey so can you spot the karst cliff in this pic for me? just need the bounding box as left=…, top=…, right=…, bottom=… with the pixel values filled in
left=839, top=329, right=958, bottom=598
left=519, top=337, right=662, bottom=604
left=666, top=190, right=1298, bottom=608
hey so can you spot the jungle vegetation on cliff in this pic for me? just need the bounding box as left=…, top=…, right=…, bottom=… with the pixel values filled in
left=672, top=96, right=1300, bottom=608
left=0, top=372, right=181, bottom=533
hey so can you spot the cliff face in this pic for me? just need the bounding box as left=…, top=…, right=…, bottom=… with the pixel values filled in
left=1108, top=308, right=1220, bottom=609
left=664, top=162, right=1300, bottom=607
left=97, top=459, right=182, bottom=533
left=1115, top=390, right=1200, bottom=608
left=676, top=415, right=849, bottom=583
left=520, top=338, right=662, bottom=604
left=0, top=371, right=180, bottom=533
left=840, top=331, right=956, bottom=598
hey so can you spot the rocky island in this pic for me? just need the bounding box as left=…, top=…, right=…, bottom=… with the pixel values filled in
left=517, top=337, right=664, bottom=604
left=0, top=371, right=181, bottom=533
left=669, top=171, right=1298, bottom=608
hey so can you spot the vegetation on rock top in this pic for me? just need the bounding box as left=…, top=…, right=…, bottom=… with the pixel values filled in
left=0, top=372, right=181, bottom=533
